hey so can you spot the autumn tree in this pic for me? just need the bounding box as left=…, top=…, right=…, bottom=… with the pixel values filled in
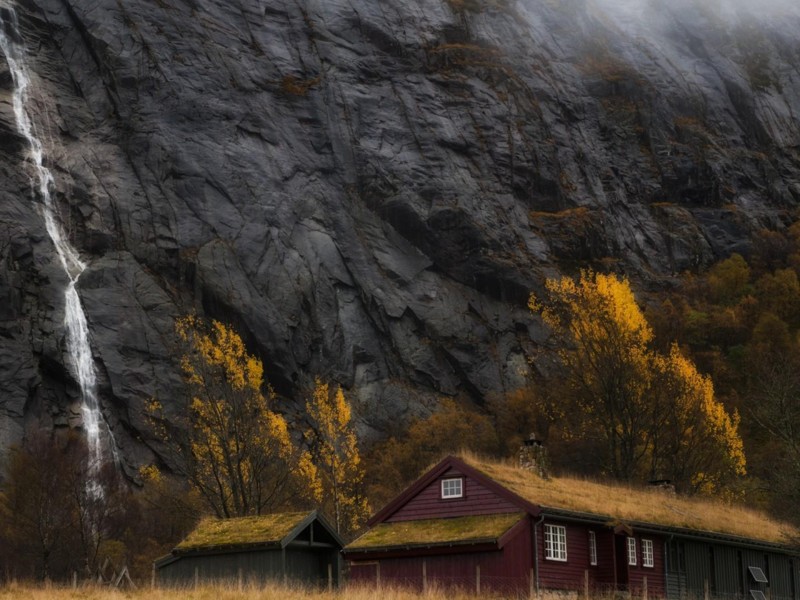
left=707, top=253, right=752, bottom=305
left=0, top=435, right=73, bottom=580
left=305, top=379, right=369, bottom=534
left=530, top=270, right=746, bottom=491
left=744, top=314, right=800, bottom=520
left=121, top=465, right=202, bottom=578
left=650, top=345, right=746, bottom=493
left=365, top=399, right=499, bottom=508
left=148, top=315, right=318, bottom=518
left=0, top=432, right=129, bottom=581
left=531, top=271, right=655, bottom=480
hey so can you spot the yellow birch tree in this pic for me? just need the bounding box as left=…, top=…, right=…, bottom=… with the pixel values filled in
left=531, top=271, right=654, bottom=480
left=531, top=270, right=745, bottom=491
left=148, top=315, right=319, bottom=518
left=305, top=379, right=370, bottom=534
left=650, top=345, right=746, bottom=492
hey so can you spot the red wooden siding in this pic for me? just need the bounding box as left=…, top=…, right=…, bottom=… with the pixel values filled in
left=537, top=519, right=594, bottom=591
left=594, top=530, right=617, bottom=591
left=387, top=468, right=520, bottom=522
left=347, top=519, right=533, bottom=595
left=627, top=534, right=666, bottom=598
left=533, top=520, right=667, bottom=596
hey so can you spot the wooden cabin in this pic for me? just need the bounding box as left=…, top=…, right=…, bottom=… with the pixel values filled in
left=155, top=510, right=343, bottom=588
left=344, top=455, right=799, bottom=598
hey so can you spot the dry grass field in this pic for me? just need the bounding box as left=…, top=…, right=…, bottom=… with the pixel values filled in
left=0, top=582, right=487, bottom=600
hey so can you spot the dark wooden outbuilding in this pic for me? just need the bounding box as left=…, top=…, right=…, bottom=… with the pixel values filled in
left=155, top=510, right=343, bottom=588
left=344, top=455, right=799, bottom=599
left=664, top=536, right=800, bottom=600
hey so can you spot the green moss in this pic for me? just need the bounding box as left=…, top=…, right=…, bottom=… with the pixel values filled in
left=175, top=511, right=309, bottom=552
left=347, top=512, right=524, bottom=550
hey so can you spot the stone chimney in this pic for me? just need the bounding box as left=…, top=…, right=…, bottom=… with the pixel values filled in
left=647, top=479, right=676, bottom=494
left=518, top=433, right=549, bottom=479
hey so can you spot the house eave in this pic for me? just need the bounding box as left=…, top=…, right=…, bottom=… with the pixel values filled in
left=539, top=506, right=798, bottom=553
left=344, top=538, right=500, bottom=558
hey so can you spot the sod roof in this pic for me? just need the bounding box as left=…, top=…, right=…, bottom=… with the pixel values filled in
left=174, top=511, right=311, bottom=553
left=346, top=512, right=525, bottom=551
left=460, top=455, right=797, bottom=545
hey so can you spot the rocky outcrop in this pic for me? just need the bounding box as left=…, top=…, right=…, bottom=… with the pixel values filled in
left=1, top=0, right=799, bottom=474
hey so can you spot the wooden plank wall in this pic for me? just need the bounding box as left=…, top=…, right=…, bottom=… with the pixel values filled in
left=347, top=524, right=532, bottom=595
left=387, top=468, right=519, bottom=522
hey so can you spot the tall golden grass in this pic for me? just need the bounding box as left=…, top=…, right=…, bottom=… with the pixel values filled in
left=0, top=582, right=484, bottom=600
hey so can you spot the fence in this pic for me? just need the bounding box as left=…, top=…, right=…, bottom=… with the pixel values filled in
left=346, top=568, right=789, bottom=600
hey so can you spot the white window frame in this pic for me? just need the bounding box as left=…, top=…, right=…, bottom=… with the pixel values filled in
left=642, top=539, right=654, bottom=568
left=440, top=477, right=463, bottom=499
left=589, top=531, right=598, bottom=566
left=545, top=524, right=568, bottom=562
left=627, top=537, right=637, bottom=566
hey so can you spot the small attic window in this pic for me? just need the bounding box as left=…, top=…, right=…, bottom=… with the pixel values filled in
left=751, top=590, right=767, bottom=600
left=441, top=477, right=463, bottom=499
left=749, top=567, right=768, bottom=584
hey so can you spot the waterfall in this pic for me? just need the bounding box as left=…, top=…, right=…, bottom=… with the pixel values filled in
left=0, top=4, right=116, bottom=487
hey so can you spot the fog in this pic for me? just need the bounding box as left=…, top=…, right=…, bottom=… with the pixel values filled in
left=511, top=0, right=800, bottom=72
left=582, top=0, right=800, bottom=35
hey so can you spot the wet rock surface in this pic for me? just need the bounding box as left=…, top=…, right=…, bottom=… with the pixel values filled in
left=1, top=0, right=799, bottom=473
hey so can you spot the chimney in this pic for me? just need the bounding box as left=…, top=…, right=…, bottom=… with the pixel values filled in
left=518, top=433, right=549, bottom=479
left=647, top=479, right=676, bottom=494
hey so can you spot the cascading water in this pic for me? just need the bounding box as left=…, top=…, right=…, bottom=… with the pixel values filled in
left=0, top=4, right=116, bottom=489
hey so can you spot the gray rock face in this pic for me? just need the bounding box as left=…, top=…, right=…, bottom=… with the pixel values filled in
left=1, top=0, right=799, bottom=473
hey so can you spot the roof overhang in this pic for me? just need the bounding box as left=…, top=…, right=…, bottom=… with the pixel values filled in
left=345, top=512, right=528, bottom=557
left=344, top=540, right=500, bottom=560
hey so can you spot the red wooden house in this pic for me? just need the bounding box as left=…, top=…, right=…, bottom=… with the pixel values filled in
left=344, top=455, right=798, bottom=599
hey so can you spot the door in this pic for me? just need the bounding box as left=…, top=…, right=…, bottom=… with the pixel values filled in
left=615, top=535, right=630, bottom=592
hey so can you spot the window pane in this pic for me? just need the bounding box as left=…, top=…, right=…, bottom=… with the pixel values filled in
left=627, top=537, right=637, bottom=566
left=441, top=478, right=463, bottom=498
left=749, top=567, right=768, bottom=584
left=545, top=524, right=567, bottom=561
left=643, top=539, right=654, bottom=567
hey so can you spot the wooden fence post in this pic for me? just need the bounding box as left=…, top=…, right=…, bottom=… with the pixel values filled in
left=476, top=565, right=481, bottom=595
left=151, top=565, right=156, bottom=589
left=238, top=567, right=243, bottom=591
left=328, top=564, right=333, bottom=592
left=423, top=560, right=427, bottom=593
left=584, top=569, right=589, bottom=600
left=643, top=576, right=648, bottom=600
left=72, top=572, right=77, bottom=589
left=376, top=561, right=381, bottom=590
left=530, top=568, right=535, bottom=599
left=194, top=566, right=199, bottom=589
left=704, top=579, right=709, bottom=600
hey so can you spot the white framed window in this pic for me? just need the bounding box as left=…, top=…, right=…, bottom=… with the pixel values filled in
left=545, top=524, right=568, bottom=561
left=642, top=539, right=654, bottom=568
left=589, top=531, right=597, bottom=565
left=627, top=537, right=637, bottom=566
left=440, top=477, right=463, bottom=499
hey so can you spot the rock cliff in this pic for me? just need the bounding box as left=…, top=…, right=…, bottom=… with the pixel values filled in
left=1, top=0, right=799, bottom=473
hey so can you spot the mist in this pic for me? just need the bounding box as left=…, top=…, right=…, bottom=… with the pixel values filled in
left=586, top=0, right=800, bottom=23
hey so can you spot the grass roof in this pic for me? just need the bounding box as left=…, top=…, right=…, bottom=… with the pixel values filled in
left=347, top=512, right=525, bottom=551
left=460, top=454, right=797, bottom=545
left=175, top=511, right=310, bottom=553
